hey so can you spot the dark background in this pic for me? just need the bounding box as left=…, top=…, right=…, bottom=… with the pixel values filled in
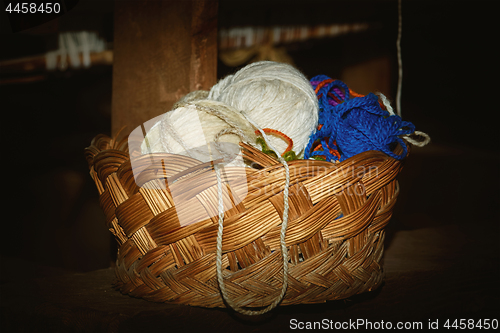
left=0, top=0, right=498, bottom=330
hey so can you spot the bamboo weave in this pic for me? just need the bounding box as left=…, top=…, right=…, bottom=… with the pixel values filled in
left=85, top=134, right=406, bottom=309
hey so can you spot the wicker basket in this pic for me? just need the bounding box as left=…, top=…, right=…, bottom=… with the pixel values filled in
left=84, top=133, right=406, bottom=309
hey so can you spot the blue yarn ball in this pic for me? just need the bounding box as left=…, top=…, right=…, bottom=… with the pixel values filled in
left=304, top=82, right=415, bottom=161
left=335, top=94, right=415, bottom=161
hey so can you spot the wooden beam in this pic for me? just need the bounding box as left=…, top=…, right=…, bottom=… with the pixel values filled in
left=111, top=0, right=218, bottom=137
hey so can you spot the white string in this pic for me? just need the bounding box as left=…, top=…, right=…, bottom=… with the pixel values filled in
left=376, top=92, right=395, bottom=116
left=396, top=0, right=403, bottom=117
left=402, top=131, right=431, bottom=147
left=377, top=92, right=430, bottom=147
left=381, top=2, right=432, bottom=151
left=215, top=118, right=290, bottom=315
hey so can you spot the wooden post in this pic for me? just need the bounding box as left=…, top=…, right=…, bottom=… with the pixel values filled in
left=341, top=56, right=392, bottom=97
left=111, top=0, right=218, bottom=137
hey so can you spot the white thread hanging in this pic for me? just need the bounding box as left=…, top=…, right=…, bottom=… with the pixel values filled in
left=378, top=4, right=430, bottom=148
left=376, top=92, right=430, bottom=147
left=396, top=0, right=403, bottom=117
left=215, top=119, right=290, bottom=316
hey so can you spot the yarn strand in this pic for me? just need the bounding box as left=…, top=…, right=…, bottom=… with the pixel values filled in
left=377, top=92, right=431, bottom=147
left=215, top=120, right=290, bottom=316
left=396, top=0, right=403, bottom=117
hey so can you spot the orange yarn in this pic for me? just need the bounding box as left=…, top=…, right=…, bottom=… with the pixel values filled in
left=348, top=88, right=365, bottom=98
left=255, top=128, right=294, bottom=155
left=314, top=78, right=334, bottom=94
left=311, top=139, right=341, bottom=160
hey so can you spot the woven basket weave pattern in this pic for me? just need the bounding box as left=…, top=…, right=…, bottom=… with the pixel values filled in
left=85, top=134, right=404, bottom=308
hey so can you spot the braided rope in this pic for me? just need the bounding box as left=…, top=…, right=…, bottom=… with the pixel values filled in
left=215, top=122, right=290, bottom=316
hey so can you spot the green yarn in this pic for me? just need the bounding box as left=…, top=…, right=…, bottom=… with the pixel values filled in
left=256, top=137, right=298, bottom=162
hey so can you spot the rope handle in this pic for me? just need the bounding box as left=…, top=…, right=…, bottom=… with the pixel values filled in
left=215, top=123, right=290, bottom=316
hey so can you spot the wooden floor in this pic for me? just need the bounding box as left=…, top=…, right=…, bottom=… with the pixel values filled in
left=1, top=144, right=499, bottom=332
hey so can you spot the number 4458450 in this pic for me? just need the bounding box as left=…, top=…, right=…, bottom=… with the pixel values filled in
left=5, top=2, right=61, bottom=14
left=444, top=319, right=498, bottom=330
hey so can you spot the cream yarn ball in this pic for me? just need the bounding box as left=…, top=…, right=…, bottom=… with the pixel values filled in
left=208, top=61, right=319, bottom=156
left=140, top=99, right=257, bottom=166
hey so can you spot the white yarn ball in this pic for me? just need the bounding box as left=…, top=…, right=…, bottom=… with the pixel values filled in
left=140, top=99, right=257, bottom=166
left=208, top=61, right=319, bottom=156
